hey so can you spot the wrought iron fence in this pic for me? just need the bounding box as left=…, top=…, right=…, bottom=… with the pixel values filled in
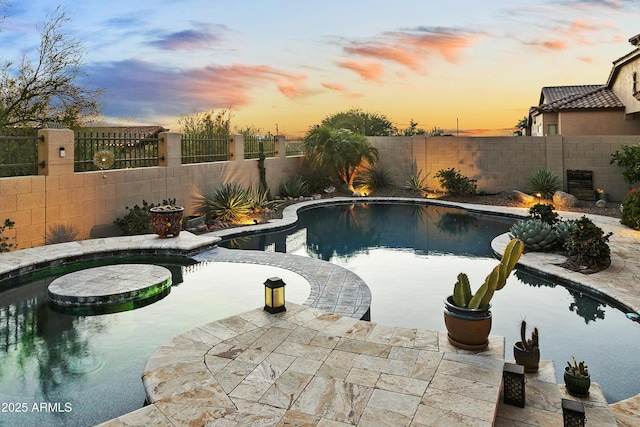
left=181, top=134, right=232, bottom=164
left=74, top=131, right=161, bottom=172
left=285, top=137, right=304, bottom=156
left=0, top=128, right=42, bottom=177
left=244, top=135, right=277, bottom=159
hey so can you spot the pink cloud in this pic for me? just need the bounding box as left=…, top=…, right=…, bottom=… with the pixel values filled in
left=342, top=29, right=483, bottom=76
left=321, top=82, right=347, bottom=92
left=335, top=61, right=385, bottom=81
left=90, top=59, right=308, bottom=119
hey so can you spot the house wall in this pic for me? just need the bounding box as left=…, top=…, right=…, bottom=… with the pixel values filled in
left=559, top=110, right=640, bottom=135
left=0, top=130, right=303, bottom=249
left=610, top=55, right=640, bottom=115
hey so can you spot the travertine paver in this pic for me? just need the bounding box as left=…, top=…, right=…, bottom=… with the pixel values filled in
left=2, top=196, right=640, bottom=425
left=47, top=264, right=171, bottom=308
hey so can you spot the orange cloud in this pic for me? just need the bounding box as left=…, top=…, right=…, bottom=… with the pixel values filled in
left=342, top=29, right=482, bottom=76
left=321, top=82, right=347, bottom=92
left=335, top=60, right=385, bottom=81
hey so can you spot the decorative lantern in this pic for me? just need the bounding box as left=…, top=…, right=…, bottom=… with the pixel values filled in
left=503, top=362, right=525, bottom=407
left=562, top=398, right=586, bottom=427
left=264, top=277, right=286, bottom=314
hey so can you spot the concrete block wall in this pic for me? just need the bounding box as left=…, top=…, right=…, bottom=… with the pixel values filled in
left=0, top=130, right=636, bottom=249
left=0, top=130, right=303, bottom=249
left=370, top=135, right=634, bottom=200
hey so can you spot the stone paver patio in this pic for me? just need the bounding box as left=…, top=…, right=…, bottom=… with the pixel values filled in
left=1, top=197, right=639, bottom=426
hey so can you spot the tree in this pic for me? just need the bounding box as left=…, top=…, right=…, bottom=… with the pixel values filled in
left=320, top=108, right=397, bottom=136
left=0, top=6, right=103, bottom=127
left=402, top=119, right=427, bottom=136
left=514, top=116, right=528, bottom=136
left=178, top=109, right=231, bottom=137
left=302, top=125, right=379, bottom=192
left=428, top=126, right=444, bottom=137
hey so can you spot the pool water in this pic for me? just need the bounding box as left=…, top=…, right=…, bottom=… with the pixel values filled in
left=220, top=202, right=640, bottom=403
left=0, top=259, right=310, bottom=427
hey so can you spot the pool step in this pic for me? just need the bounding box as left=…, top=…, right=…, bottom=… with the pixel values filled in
left=496, top=360, right=618, bottom=426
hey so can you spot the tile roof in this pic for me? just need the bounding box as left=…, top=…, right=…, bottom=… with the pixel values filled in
left=533, top=85, right=624, bottom=113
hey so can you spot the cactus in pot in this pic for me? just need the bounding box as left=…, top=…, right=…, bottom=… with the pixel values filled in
left=514, top=319, right=540, bottom=372
left=452, top=238, right=525, bottom=309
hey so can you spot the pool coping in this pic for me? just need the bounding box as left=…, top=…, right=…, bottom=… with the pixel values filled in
left=1, top=196, right=639, bottom=425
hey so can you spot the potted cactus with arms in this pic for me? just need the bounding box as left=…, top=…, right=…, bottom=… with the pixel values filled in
left=514, top=320, right=540, bottom=372
left=443, top=238, right=524, bottom=350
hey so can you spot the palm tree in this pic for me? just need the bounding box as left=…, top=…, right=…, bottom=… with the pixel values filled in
left=303, top=126, right=379, bottom=192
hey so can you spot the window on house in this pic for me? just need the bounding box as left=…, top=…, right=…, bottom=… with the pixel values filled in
left=548, top=124, right=557, bottom=135
left=634, top=72, right=638, bottom=94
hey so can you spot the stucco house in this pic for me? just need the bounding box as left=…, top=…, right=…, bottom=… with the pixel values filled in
left=528, top=33, right=640, bottom=136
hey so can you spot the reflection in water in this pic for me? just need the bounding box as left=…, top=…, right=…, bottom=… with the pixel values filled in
left=220, top=202, right=640, bottom=403
left=569, top=290, right=606, bottom=324
left=436, top=212, right=479, bottom=235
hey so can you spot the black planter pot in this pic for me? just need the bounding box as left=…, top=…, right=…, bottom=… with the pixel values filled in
left=513, top=341, right=540, bottom=373
left=443, top=296, right=492, bottom=350
left=564, top=369, right=591, bottom=396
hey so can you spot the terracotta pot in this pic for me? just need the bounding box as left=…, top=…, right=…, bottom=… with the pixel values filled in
left=564, top=369, right=591, bottom=396
left=150, top=206, right=184, bottom=238
left=443, top=296, right=492, bottom=350
left=513, top=341, right=540, bottom=373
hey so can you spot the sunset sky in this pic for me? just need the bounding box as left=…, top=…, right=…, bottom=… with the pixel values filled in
left=2, top=1, right=639, bottom=136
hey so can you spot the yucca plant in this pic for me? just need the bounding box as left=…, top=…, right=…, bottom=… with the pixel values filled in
left=279, top=176, right=309, bottom=198
left=404, top=170, right=429, bottom=194
left=247, top=186, right=281, bottom=211
left=526, top=168, right=561, bottom=199
left=198, top=183, right=252, bottom=222
left=358, top=166, right=392, bottom=190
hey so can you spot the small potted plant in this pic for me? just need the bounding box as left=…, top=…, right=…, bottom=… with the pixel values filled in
left=513, top=320, right=540, bottom=372
left=443, top=238, right=524, bottom=350
left=150, top=200, right=184, bottom=238
left=564, top=356, right=590, bottom=396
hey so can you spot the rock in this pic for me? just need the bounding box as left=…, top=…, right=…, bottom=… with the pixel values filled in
left=596, top=199, right=607, bottom=208
left=511, top=190, right=537, bottom=205
left=553, top=191, right=578, bottom=208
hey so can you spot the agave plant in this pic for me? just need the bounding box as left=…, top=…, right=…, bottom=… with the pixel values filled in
left=555, top=219, right=577, bottom=244
left=509, top=218, right=557, bottom=251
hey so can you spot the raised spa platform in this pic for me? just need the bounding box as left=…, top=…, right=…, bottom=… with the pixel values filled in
left=47, top=264, right=172, bottom=313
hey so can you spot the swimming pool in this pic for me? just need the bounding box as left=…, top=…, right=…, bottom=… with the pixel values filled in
left=220, top=202, right=640, bottom=404
left=0, top=257, right=311, bottom=427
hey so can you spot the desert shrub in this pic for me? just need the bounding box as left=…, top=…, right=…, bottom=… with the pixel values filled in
left=0, top=219, right=17, bottom=252
left=526, top=168, right=561, bottom=199
left=563, top=216, right=612, bottom=270
left=528, top=203, right=559, bottom=226
left=621, top=187, right=640, bottom=230
left=610, top=144, right=640, bottom=185
left=46, top=223, right=79, bottom=244
left=279, top=176, right=309, bottom=198
left=115, top=198, right=176, bottom=235
left=434, top=168, right=476, bottom=196
left=358, top=166, right=392, bottom=190
left=199, top=184, right=252, bottom=222
left=404, top=170, right=429, bottom=194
